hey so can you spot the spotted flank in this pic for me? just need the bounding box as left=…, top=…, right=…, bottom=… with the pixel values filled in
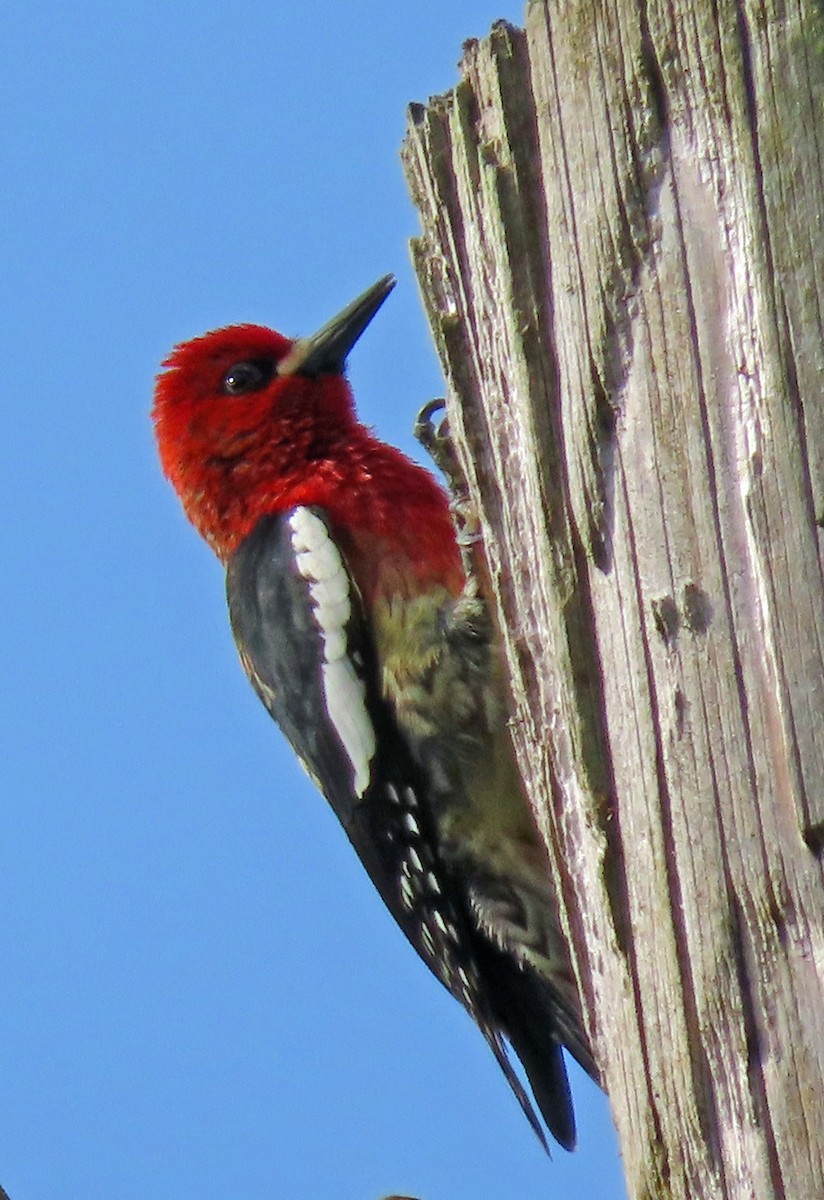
left=384, top=782, right=470, bottom=988
left=288, top=507, right=376, bottom=797
left=383, top=776, right=550, bottom=1149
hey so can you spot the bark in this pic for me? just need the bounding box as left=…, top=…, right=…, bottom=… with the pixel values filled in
left=402, top=3, right=824, bottom=1198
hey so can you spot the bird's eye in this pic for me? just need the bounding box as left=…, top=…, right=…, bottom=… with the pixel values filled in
left=222, top=358, right=274, bottom=395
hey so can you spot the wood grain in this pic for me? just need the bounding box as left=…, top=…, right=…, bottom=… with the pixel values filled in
left=403, top=5, right=824, bottom=1197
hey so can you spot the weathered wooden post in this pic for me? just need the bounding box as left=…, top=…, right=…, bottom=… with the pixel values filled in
left=403, top=5, right=824, bottom=1197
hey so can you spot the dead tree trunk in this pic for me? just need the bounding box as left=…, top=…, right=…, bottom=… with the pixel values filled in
left=402, top=4, right=824, bottom=1198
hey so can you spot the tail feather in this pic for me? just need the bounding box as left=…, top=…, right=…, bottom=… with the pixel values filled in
left=482, top=1028, right=550, bottom=1152
left=473, top=933, right=597, bottom=1151
left=506, top=1014, right=577, bottom=1151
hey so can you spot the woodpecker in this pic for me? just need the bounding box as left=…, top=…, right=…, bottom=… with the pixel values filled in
left=152, top=275, right=596, bottom=1150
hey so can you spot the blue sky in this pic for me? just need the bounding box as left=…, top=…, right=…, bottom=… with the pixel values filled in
left=2, top=3, right=627, bottom=1198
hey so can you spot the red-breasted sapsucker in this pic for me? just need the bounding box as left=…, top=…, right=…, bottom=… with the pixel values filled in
left=152, top=276, right=596, bottom=1149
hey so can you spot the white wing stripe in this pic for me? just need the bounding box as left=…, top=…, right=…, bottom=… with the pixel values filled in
left=288, top=508, right=376, bottom=798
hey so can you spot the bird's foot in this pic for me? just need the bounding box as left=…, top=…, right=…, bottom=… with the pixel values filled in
left=414, top=399, right=482, bottom=590
left=414, top=399, right=462, bottom=492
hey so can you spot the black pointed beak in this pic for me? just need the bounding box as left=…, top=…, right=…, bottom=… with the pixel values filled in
left=279, top=274, right=396, bottom=377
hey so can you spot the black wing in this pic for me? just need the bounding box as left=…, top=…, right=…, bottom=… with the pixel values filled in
left=226, top=506, right=579, bottom=1149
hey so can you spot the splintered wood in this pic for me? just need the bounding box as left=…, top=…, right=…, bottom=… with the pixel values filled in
left=403, top=5, right=824, bottom=1198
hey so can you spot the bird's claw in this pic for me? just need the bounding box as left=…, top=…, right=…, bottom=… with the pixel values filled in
left=414, top=398, right=482, bottom=589
left=414, top=399, right=455, bottom=479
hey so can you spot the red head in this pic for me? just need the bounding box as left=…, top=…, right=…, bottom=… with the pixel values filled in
left=153, top=277, right=461, bottom=591
left=154, top=277, right=390, bottom=556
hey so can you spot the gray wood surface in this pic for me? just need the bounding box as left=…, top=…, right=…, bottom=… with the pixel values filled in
left=403, top=5, right=824, bottom=1196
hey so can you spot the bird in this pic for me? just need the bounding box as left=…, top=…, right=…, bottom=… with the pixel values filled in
left=152, top=274, right=597, bottom=1150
